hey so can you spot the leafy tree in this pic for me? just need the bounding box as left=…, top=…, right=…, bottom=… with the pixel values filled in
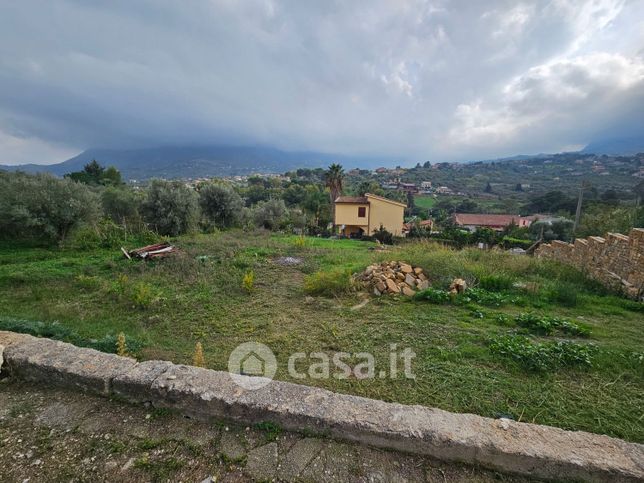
left=282, top=184, right=307, bottom=206
left=253, top=198, right=288, bottom=230
left=65, top=160, right=122, bottom=186
left=523, top=191, right=577, bottom=214
left=0, top=171, right=100, bottom=242
left=101, top=186, right=141, bottom=224
left=484, top=182, right=493, bottom=193
left=198, top=182, right=243, bottom=228
left=515, top=183, right=523, bottom=192
left=301, top=185, right=330, bottom=227
left=140, top=179, right=199, bottom=236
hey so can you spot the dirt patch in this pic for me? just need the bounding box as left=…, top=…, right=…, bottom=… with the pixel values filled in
left=0, top=378, right=531, bottom=482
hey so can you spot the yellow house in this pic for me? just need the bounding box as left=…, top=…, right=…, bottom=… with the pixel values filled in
left=334, top=193, right=407, bottom=237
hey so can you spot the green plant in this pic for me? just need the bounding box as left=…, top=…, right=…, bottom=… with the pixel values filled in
left=293, top=234, right=307, bottom=248
left=254, top=421, right=282, bottom=442
left=490, top=335, right=596, bottom=372
left=478, top=274, right=514, bottom=291
left=547, top=282, right=579, bottom=307
left=515, top=313, right=590, bottom=337
left=413, top=287, right=450, bottom=304
left=131, top=282, right=155, bottom=309
left=242, top=270, right=255, bottom=293
left=304, top=268, right=353, bottom=296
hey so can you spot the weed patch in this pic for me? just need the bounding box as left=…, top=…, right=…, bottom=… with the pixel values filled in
left=490, top=335, right=597, bottom=372
left=515, top=313, right=590, bottom=337
left=304, top=268, right=354, bottom=296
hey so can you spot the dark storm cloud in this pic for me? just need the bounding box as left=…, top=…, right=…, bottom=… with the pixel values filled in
left=0, top=0, right=643, bottom=164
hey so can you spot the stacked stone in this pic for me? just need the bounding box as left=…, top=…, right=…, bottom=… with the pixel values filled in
left=358, top=261, right=429, bottom=296
left=535, top=228, right=644, bottom=300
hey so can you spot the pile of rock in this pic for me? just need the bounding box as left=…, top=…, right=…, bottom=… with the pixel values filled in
left=358, top=261, right=429, bottom=296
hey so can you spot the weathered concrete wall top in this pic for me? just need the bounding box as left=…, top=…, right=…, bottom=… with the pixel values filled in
left=1, top=331, right=643, bottom=482
left=535, top=228, right=644, bottom=299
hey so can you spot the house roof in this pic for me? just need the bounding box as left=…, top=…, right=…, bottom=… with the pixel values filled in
left=334, top=193, right=407, bottom=208
left=365, top=193, right=408, bottom=208
left=453, top=213, right=523, bottom=226
left=335, top=196, right=368, bottom=204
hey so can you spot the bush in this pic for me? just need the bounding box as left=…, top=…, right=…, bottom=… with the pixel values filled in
left=140, top=179, right=199, bottom=236
left=0, top=171, right=100, bottom=243
left=490, top=335, right=596, bottom=372
left=65, top=219, right=158, bottom=250
left=130, top=282, right=156, bottom=309
left=546, top=282, right=579, bottom=307
left=478, top=274, right=514, bottom=291
left=198, top=182, right=243, bottom=229
left=101, top=186, right=141, bottom=224
left=252, top=199, right=288, bottom=230
left=372, top=225, right=394, bottom=245
left=304, top=268, right=353, bottom=297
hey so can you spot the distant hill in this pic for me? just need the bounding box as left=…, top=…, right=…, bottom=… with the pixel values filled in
left=582, top=137, right=644, bottom=155
left=0, top=145, right=394, bottom=180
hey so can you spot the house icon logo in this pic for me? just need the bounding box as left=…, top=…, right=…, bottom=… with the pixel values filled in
left=228, top=342, right=277, bottom=390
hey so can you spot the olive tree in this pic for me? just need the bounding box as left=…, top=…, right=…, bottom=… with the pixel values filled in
left=198, top=182, right=243, bottom=228
left=0, top=171, right=100, bottom=242
left=140, top=179, right=199, bottom=236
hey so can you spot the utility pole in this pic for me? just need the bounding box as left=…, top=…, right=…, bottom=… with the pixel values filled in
left=573, top=180, right=589, bottom=236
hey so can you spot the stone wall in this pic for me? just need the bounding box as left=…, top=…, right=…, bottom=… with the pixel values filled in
left=535, top=228, right=644, bottom=299
left=2, top=331, right=643, bottom=482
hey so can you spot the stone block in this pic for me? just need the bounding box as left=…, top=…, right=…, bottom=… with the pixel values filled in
left=3, top=336, right=137, bottom=395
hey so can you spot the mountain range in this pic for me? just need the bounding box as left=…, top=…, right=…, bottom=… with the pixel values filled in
left=0, top=145, right=394, bottom=180
left=1, top=137, right=641, bottom=180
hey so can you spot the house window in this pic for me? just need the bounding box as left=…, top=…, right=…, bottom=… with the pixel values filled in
left=358, top=206, right=366, bottom=218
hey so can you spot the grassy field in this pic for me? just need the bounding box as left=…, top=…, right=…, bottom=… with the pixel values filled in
left=1, top=231, right=642, bottom=442
left=413, top=195, right=436, bottom=210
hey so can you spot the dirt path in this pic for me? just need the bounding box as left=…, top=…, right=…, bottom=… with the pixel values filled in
left=0, top=378, right=532, bottom=482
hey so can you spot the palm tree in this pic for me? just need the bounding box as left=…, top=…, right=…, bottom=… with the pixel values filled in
left=325, top=163, right=344, bottom=226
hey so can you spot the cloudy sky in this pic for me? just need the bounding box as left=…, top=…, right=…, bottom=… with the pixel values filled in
left=1, top=0, right=643, bottom=165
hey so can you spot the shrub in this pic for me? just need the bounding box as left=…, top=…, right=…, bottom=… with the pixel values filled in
left=198, top=182, right=243, bottom=229
left=413, top=287, right=451, bottom=304
left=65, top=219, right=158, bottom=250
left=101, top=186, right=141, bottom=224
left=140, top=179, right=199, bottom=236
left=304, top=268, right=353, bottom=297
left=252, top=199, right=288, bottom=230
left=490, top=335, right=596, bottom=372
left=478, top=274, right=514, bottom=291
left=242, top=270, right=255, bottom=293
left=546, top=282, right=579, bottom=307
left=131, top=282, right=156, bottom=309
left=0, top=171, right=100, bottom=243
left=372, top=225, right=394, bottom=245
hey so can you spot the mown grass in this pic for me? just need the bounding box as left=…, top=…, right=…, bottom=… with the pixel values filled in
left=0, top=230, right=642, bottom=442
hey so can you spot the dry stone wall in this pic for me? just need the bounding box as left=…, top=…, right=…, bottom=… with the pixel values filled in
left=535, top=228, right=644, bottom=299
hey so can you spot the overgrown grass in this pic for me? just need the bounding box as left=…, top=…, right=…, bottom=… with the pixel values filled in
left=0, top=231, right=642, bottom=442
